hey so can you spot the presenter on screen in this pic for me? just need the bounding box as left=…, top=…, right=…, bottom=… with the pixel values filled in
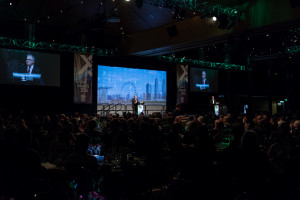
left=201, top=70, right=209, bottom=84
left=24, top=54, right=44, bottom=85
left=196, top=70, right=210, bottom=92
left=25, top=54, right=39, bottom=76
left=132, top=95, right=139, bottom=115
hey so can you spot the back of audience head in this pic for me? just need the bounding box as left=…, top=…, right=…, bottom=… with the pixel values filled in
left=240, top=130, right=259, bottom=151
left=87, top=119, right=98, bottom=131
left=75, top=133, right=89, bottom=153
left=214, top=119, right=223, bottom=130
left=294, top=120, right=300, bottom=130
left=17, top=128, right=33, bottom=148
left=197, top=116, right=205, bottom=125
left=245, top=120, right=255, bottom=130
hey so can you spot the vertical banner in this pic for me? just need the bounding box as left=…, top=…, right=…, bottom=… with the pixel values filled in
left=74, top=53, right=93, bottom=104
left=177, top=64, right=188, bottom=104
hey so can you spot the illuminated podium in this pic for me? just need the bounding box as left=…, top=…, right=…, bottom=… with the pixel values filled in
left=13, top=72, right=41, bottom=80
left=196, top=84, right=209, bottom=90
left=12, top=72, right=44, bottom=86
left=138, top=102, right=144, bottom=115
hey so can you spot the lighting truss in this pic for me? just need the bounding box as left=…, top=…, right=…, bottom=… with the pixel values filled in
left=286, top=45, right=300, bottom=54
left=158, top=55, right=246, bottom=71
left=144, top=0, right=241, bottom=18
left=0, top=37, right=115, bottom=56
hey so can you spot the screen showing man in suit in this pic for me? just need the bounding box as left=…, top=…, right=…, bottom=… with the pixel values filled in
left=189, top=68, right=218, bottom=93
left=0, top=48, right=60, bottom=87
left=21, top=54, right=44, bottom=85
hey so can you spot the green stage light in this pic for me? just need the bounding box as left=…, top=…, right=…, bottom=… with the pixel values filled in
left=158, top=55, right=246, bottom=71
left=145, top=0, right=242, bottom=18
left=0, top=36, right=115, bottom=56
left=286, top=45, right=300, bottom=53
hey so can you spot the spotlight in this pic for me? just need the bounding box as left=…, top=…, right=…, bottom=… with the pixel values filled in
left=212, top=16, right=217, bottom=21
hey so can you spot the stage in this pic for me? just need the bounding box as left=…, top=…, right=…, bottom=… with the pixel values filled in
left=97, top=104, right=166, bottom=117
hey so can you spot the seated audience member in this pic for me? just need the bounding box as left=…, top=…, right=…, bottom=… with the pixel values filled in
left=210, top=119, right=224, bottom=145
left=65, top=133, right=99, bottom=172
left=48, top=122, right=63, bottom=161
left=197, top=115, right=206, bottom=127
left=65, top=133, right=99, bottom=199
left=60, top=121, right=76, bottom=153
left=86, top=119, right=101, bottom=144
left=1, top=127, right=50, bottom=199
left=172, top=103, right=183, bottom=116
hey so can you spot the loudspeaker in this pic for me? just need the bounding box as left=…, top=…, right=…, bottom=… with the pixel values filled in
left=167, top=25, right=178, bottom=37
left=135, top=0, right=143, bottom=8
left=290, top=0, right=300, bottom=8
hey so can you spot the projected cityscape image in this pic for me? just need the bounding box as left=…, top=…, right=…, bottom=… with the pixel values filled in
left=97, top=65, right=167, bottom=105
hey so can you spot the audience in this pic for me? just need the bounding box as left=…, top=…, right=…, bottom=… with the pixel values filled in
left=1, top=109, right=300, bottom=200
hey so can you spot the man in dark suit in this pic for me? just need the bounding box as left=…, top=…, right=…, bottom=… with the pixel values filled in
left=198, top=70, right=210, bottom=92
left=131, top=95, right=139, bottom=115
left=25, top=54, right=39, bottom=74
left=200, top=70, right=209, bottom=84
left=24, top=54, right=44, bottom=85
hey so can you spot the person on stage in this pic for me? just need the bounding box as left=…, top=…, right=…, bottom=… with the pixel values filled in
left=132, top=95, right=139, bottom=115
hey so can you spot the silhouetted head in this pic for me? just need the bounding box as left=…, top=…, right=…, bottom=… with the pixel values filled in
left=75, top=133, right=89, bottom=153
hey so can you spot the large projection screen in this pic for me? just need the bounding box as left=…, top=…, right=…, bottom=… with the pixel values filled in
left=97, top=65, right=167, bottom=106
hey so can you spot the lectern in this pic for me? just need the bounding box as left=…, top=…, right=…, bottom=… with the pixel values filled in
left=138, top=102, right=144, bottom=115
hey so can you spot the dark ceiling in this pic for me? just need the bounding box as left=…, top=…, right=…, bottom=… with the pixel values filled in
left=0, top=0, right=121, bottom=48
left=0, top=0, right=244, bottom=49
left=0, top=0, right=300, bottom=59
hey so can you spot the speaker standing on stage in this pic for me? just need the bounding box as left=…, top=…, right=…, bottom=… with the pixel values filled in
left=132, top=95, right=139, bottom=115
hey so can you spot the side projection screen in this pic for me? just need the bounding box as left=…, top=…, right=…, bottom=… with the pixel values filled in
left=0, top=48, right=60, bottom=87
left=189, top=68, right=218, bottom=93
left=97, top=65, right=167, bottom=105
